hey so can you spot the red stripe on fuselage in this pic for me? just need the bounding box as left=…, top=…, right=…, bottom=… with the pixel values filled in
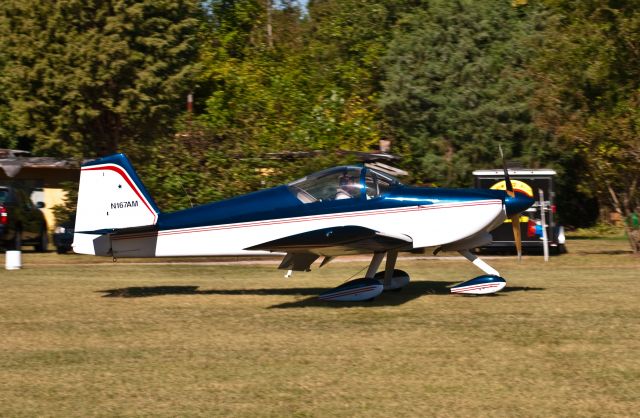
left=110, top=199, right=502, bottom=241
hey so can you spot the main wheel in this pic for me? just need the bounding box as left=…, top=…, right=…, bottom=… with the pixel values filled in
left=374, top=269, right=409, bottom=280
left=374, top=269, right=410, bottom=291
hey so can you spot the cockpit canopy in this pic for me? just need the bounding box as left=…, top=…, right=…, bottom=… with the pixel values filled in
left=288, top=166, right=401, bottom=203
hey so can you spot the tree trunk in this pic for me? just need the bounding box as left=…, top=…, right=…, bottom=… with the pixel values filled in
left=607, top=184, right=639, bottom=254
left=266, top=0, right=273, bottom=49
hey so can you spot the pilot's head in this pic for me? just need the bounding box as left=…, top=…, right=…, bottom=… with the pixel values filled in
left=339, top=173, right=352, bottom=187
left=338, top=174, right=359, bottom=194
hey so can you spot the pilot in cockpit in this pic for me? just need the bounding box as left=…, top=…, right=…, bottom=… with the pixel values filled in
left=336, top=172, right=357, bottom=200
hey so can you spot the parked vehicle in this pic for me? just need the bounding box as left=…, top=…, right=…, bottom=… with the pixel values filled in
left=0, top=184, right=48, bottom=251
left=472, top=169, right=566, bottom=255
left=53, top=213, right=75, bottom=254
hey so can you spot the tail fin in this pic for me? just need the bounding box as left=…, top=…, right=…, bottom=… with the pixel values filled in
left=75, top=153, right=160, bottom=232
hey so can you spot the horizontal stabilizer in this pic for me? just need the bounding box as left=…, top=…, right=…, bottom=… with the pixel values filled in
left=111, top=224, right=159, bottom=236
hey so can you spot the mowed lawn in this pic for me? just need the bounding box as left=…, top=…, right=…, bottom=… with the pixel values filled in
left=1, top=239, right=639, bottom=417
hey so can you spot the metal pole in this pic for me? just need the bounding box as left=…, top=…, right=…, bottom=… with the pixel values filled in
left=539, top=188, right=549, bottom=261
left=187, top=93, right=193, bottom=113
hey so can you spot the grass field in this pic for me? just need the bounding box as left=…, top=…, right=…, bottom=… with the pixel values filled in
left=1, top=239, right=639, bottom=417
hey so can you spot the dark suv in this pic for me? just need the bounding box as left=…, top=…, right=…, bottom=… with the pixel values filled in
left=52, top=213, right=75, bottom=254
left=0, top=185, right=48, bottom=251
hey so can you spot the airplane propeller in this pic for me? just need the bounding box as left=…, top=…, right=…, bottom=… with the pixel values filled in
left=499, top=145, right=523, bottom=261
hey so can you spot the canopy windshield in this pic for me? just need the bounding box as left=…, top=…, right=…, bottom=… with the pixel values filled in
left=288, top=166, right=363, bottom=202
left=288, top=166, right=401, bottom=203
left=364, top=168, right=400, bottom=200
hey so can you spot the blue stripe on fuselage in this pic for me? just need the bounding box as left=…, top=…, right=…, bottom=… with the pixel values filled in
left=156, top=185, right=506, bottom=232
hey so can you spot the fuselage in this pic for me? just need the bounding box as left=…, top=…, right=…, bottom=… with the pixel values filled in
left=72, top=159, right=535, bottom=258
left=75, top=185, right=506, bottom=258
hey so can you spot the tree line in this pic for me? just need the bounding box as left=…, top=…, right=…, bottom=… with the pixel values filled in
left=0, top=0, right=638, bottom=251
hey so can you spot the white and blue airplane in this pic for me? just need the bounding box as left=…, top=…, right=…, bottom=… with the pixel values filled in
left=73, top=153, right=534, bottom=301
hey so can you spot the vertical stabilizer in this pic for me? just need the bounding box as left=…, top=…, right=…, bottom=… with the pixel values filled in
left=74, top=153, right=160, bottom=233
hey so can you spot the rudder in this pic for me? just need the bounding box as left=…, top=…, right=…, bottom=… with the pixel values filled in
left=74, top=153, right=160, bottom=233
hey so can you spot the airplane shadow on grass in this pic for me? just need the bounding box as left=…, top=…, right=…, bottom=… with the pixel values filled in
left=98, top=281, right=545, bottom=308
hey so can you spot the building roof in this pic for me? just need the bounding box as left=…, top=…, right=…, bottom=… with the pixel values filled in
left=0, top=149, right=79, bottom=178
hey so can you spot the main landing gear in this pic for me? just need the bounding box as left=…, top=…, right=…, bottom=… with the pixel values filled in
left=318, top=250, right=410, bottom=302
left=450, top=250, right=507, bottom=295
left=318, top=249, right=508, bottom=301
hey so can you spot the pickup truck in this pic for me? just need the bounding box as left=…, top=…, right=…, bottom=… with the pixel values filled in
left=0, top=184, right=48, bottom=251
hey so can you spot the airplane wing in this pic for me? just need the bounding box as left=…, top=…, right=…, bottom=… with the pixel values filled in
left=245, top=226, right=413, bottom=272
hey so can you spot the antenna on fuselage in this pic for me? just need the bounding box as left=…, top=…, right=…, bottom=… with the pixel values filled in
left=177, top=178, right=194, bottom=208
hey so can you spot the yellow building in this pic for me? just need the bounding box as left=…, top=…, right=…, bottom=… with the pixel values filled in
left=0, top=149, right=79, bottom=230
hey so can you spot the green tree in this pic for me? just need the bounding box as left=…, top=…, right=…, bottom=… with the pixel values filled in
left=0, top=0, right=201, bottom=159
left=380, top=0, right=549, bottom=186
left=0, top=50, right=16, bottom=148
left=0, top=100, right=16, bottom=149
left=156, top=0, right=393, bottom=206
left=305, top=0, right=419, bottom=96
left=531, top=0, right=640, bottom=252
left=199, top=0, right=386, bottom=156
left=201, top=0, right=421, bottom=154
left=140, top=0, right=407, bottom=208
